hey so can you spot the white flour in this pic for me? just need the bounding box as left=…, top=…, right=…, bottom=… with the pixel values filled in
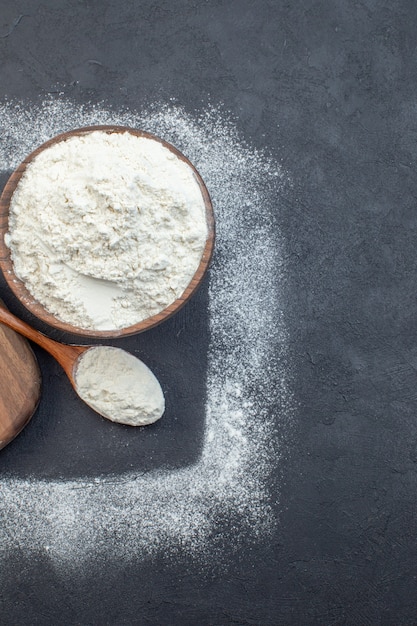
left=6, top=130, right=208, bottom=330
left=75, top=346, right=165, bottom=426
left=0, top=98, right=292, bottom=572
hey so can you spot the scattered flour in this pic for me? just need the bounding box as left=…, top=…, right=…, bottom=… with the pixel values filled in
left=74, top=346, right=165, bottom=426
left=6, top=129, right=208, bottom=330
left=0, top=98, right=292, bottom=571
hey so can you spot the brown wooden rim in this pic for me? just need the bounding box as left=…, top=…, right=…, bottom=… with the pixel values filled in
left=0, top=125, right=215, bottom=338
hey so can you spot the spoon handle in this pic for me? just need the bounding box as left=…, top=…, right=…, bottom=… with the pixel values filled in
left=0, top=303, right=85, bottom=378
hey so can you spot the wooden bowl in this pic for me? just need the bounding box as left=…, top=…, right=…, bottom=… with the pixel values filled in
left=0, top=300, right=41, bottom=450
left=0, top=126, right=215, bottom=338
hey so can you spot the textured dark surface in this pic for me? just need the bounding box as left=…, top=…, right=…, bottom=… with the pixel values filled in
left=1, top=0, right=417, bottom=624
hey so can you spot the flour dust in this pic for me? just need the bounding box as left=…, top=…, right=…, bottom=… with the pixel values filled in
left=0, top=98, right=292, bottom=572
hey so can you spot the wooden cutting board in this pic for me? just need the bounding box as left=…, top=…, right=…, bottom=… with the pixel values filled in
left=0, top=306, right=41, bottom=450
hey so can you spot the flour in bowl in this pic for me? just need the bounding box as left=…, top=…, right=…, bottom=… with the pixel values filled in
left=5, top=130, right=209, bottom=330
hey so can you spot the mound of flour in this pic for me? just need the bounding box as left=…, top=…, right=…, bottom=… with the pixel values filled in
left=6, top=130, right=208, bottom=330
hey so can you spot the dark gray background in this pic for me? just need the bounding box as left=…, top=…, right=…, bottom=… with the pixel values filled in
left=1, top=1, right=417, bottom=624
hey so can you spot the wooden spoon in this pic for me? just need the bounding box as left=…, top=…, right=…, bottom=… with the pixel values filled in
left=0, top=303, right=165, bottom=428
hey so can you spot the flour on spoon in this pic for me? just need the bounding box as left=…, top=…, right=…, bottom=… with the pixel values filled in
left=74, top=346, right=165, bottom=426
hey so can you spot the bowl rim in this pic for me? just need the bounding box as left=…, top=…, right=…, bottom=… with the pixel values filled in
left=0, top=125, right=215, bottom=338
